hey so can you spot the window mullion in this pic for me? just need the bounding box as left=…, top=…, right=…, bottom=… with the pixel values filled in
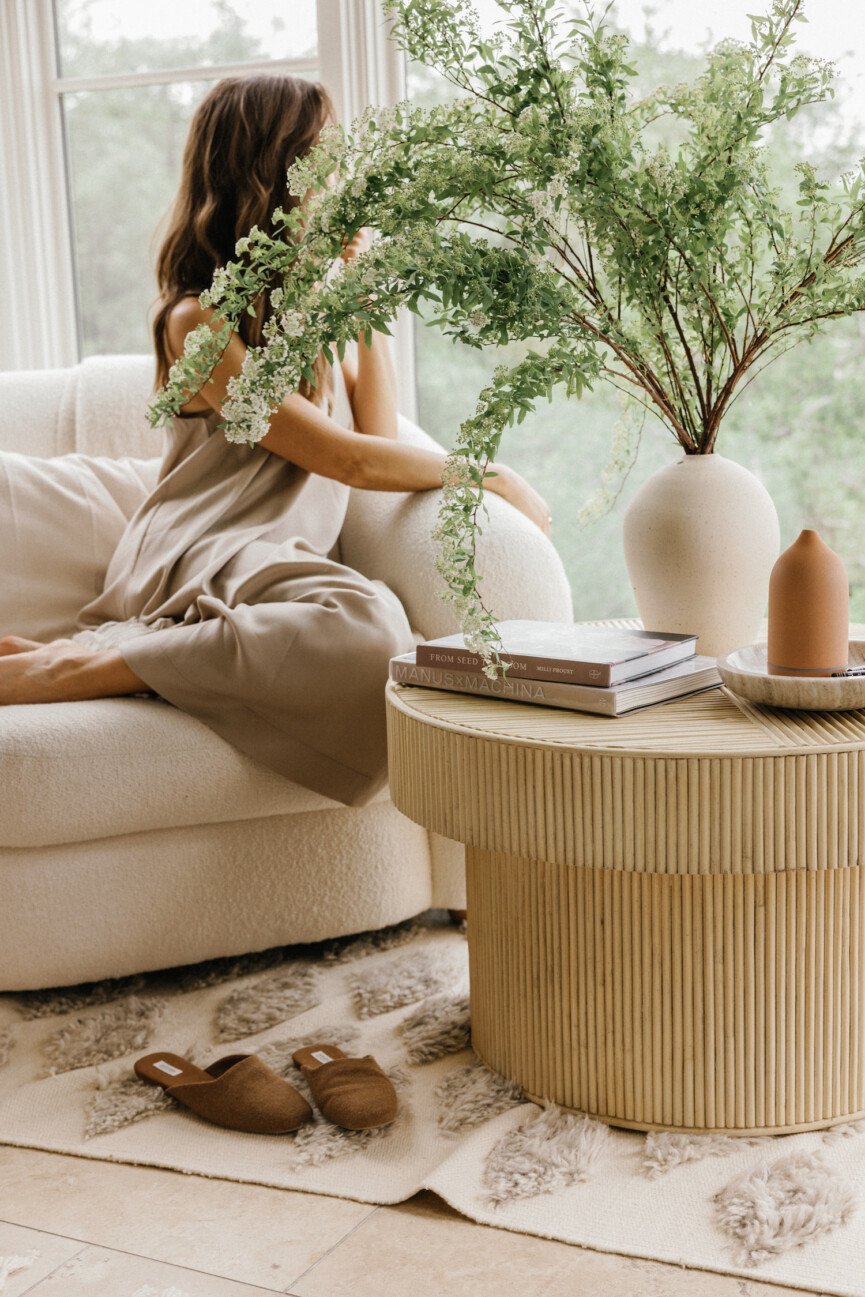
left=0, top=0, right=78, bottom=370
left=55, top=56, right=320, bottom=95
left=316, top=0, right=417, bottom=420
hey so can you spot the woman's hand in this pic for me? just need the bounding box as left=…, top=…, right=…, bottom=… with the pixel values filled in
left=483, top=463, right=553, bottom=539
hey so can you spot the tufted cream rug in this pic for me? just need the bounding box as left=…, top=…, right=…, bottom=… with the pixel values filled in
left=1, top=913, right=864, bottom=1296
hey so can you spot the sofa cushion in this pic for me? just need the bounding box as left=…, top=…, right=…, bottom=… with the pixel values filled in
left=0, top=695, right=388, bottom=849
left=0, top=449, right=159, bottom=640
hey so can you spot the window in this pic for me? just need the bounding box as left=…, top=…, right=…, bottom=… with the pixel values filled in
left=409, top=0, right=865, bottom=620
left=0, top=0, right=410, bottom=395
left=55, top=0, right=318, bottom=357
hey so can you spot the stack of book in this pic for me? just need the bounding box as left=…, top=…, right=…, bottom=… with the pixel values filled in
left=389, top=622, right=720, bottom=716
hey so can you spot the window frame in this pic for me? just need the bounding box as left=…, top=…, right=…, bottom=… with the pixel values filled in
left=0, top=0, right=417, bottom=417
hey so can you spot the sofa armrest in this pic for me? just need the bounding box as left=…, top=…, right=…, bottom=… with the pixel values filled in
left=339, top=416, right=573, bottom=639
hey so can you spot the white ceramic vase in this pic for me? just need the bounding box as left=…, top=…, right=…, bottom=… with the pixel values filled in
left=622, top=453, right=780, bottom=658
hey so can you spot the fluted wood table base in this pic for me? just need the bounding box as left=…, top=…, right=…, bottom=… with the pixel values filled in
left=387, top=660, right=865, bottom=1136
left=466, top=846, right=865, bottom=1134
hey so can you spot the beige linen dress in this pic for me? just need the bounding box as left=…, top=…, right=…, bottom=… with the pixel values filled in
left=73, top=363, right=415, bottom=807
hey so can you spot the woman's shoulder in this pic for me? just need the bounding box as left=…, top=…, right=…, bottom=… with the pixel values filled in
left=164, top=294, right=219, bottom=351
left=161, top=294, right=225, bottom=417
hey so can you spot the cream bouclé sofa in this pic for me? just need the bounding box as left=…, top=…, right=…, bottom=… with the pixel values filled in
left=0, top=355, right=573, bottom=991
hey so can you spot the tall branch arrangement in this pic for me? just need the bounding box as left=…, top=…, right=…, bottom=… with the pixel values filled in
left=149, top=0, right=865, bottom=670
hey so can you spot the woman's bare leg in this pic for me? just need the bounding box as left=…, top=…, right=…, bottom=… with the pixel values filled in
left=0, top=636, right=44, bottom=655
left=0, top=636, right=152, bottom=703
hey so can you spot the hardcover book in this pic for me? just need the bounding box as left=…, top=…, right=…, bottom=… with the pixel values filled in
left=415, top=622, right=698, bottom=687
left=390, top=652, right=720, bottom=717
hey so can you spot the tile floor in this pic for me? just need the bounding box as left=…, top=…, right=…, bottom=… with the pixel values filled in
left=0, top=1146, right=826, bottom=1296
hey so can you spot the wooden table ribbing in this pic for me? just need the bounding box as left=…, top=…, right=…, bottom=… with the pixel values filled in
left=386, top=680, right=865, bottom=1133
left=465, top=848, right=864, bottom=1132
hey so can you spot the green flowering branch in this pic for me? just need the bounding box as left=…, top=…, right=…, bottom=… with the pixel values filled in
left=149, top=0, right=865, bottom=672
left=434, top=338, right=602, bottom=666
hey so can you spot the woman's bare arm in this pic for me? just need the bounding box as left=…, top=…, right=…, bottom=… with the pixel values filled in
left=341, top=331, right=399, bottom=439
left=167, top=300, right=443, bottom=490
left=266, top=400, right=446, bottom=491
left=166, top=300, right=552, bottom=531
left=338, top=230, right=398, bottom=439
left=0, top=636, right=152, bottom=703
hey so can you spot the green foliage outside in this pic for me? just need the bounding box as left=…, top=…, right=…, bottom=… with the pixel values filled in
left=61, top=2, right=293, bottom=356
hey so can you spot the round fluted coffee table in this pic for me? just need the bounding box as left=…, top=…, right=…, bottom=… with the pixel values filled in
left=386, top=675, right=865, bottom=1134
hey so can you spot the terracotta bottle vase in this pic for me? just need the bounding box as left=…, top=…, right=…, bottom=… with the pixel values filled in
left=767, top=530, right=849, bottom=676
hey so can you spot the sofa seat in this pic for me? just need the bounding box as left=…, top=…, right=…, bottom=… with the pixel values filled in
left=0, top=694, right=390, bottom=849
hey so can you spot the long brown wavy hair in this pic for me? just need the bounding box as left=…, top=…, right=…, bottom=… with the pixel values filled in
left=152, top=74, right=335, bottom=407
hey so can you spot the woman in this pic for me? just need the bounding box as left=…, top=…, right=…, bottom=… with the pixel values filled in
left=0, top=75, right=552, bottom=806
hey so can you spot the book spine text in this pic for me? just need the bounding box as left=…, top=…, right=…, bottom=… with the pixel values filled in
left=390, top=660, right=616, bottom=715
left=415, top=645, right=614, bottom=686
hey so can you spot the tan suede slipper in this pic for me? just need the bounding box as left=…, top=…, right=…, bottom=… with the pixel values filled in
left=292, top=1044, right=398, bottom=1130
left=134, top=1051, right=313, bottom=1134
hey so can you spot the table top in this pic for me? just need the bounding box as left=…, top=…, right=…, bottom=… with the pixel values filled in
left=386, top=623, right=865, bottom=872
left=386, top=681, right=865, bottom=758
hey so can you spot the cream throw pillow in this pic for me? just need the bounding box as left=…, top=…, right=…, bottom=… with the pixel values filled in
left=0, top=451, right=159, bottom=641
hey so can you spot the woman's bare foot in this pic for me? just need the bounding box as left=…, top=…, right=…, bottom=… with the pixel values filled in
left=0, top=636, right=152, bottom=703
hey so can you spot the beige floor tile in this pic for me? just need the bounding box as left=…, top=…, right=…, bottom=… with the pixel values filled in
left=0, top=1147, right=372, bottom=1291
left=290, top=1191, right=823, bottom=1297
left=27, top=1244, right=279, bottom=1295
left=0, top=1221, right=84, bottom=1296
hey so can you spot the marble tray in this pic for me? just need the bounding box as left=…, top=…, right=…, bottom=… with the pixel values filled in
left=718, top=640, right=865, bottom=711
